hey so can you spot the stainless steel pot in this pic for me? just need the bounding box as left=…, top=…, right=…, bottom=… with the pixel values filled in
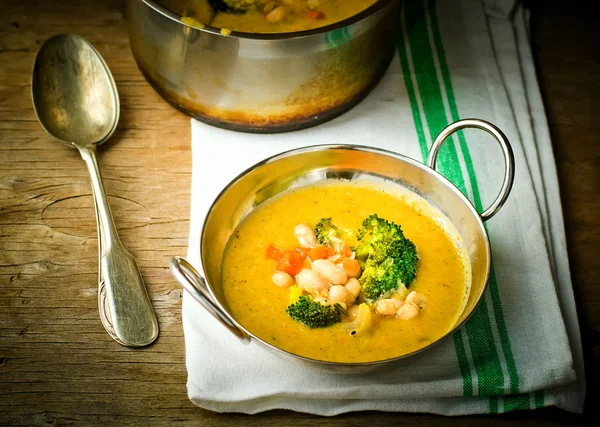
left=170, top=119, right=515, bottom=372
left=126, top=0, right=399, bottom=132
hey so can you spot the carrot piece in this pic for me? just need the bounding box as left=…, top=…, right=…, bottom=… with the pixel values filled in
left=340, top=244, right=352, bottom=258
left=266, top=244, right=283, bottom=260
left=305, top=11, right=324, bottom=19
left=277, top=252, right=304, bottom=276
left=307, top=245, right=335, bottom=261
left=294, top=247, right=310, bottom=260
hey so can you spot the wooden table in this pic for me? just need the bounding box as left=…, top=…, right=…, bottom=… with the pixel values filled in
left=1, top=1, right=597, bottom=425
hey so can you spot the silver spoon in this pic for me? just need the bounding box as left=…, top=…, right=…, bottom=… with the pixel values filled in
left=31, top=34, right=159, bottom=347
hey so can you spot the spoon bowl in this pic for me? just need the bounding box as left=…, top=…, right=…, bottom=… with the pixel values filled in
left=32, top=34, right=119, bottom=148
left=31, top=34, right=159, bottom=347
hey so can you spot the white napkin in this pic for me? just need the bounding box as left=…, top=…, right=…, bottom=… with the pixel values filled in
left=182, top=0, right=585, bottom=415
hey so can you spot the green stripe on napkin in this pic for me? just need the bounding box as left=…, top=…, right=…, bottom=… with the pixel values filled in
left=429, top=0, right=522, bottom=396
left=398, top=0, right=534, bottom=411
left=399, top=0, right=503, bottom=400
left=398, top=4, right=480, bottom=396
left=427, top=0, right=535, bottom=409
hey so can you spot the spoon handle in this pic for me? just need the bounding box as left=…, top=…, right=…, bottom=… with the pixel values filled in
left=79, top=146, right=159, bottom=347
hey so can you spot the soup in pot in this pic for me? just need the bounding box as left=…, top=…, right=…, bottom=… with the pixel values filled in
left=159, top=0, right=379, bottom=33
left=220, top=181, right=471, bottom=363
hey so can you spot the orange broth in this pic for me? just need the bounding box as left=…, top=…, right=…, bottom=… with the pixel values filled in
left=221, top=182, right=469, bottom=362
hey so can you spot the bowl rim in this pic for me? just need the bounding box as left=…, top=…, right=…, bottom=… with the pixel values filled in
left=199, top=144, right=492, bottom=367
left=141, top=0, right=394, bottom=40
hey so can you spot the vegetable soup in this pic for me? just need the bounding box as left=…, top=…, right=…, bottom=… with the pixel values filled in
left=159, top=0, right=379, bottom=33
left=221, top=181, right=470, bottom=363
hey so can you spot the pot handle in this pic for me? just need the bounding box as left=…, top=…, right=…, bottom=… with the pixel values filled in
left=427, top=118, right=515, bottom=222
left=169, top=256, right=251, bottom=344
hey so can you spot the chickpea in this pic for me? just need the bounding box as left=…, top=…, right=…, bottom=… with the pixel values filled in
left=272, top=271, right=294, bottom=288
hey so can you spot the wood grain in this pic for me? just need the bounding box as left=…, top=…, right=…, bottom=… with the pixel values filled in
left=0, top=0, right=597, bottom=425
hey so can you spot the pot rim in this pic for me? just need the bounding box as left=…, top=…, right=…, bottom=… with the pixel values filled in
left=198, top=144, right=492, bottom=368
left=141, top=0, right=394, bottom=40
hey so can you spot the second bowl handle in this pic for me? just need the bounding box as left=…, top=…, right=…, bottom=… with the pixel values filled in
left=170, top=256, right=251, bottom=344
left=427, top=118, right=515, bottom=222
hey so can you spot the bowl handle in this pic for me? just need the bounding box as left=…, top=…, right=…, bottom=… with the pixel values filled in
left=169, top=256, right=251, bottom=344
left=427, top=118, right=515, bottom=222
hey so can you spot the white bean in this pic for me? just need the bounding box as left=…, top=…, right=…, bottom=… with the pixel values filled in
left=266, top=6, right=289, bottom=23
left=397, top=302, right=420, bottom=320
left=405, top=291, right=428, bottom=309
left=344, top=278, right=361, bottom=300
left=375, top=299, right=404, bottom=316
left=295, top=268, right=329, bottom=297
left=328, top=285, right=349, bottom=304
left=311, top=259, right=348, bottom=285
left=294, top=223, right=318, bottom=248
left=272, top=272, right=294, bottom=288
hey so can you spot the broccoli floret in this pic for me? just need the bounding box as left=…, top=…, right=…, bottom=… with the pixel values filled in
left=286, top=295, right=341, bottom=328
left=314, top=217, right=338, bottom=246
left=314, top=218, right=351, bottom=253
left=355, top=214, right=419, bottom=301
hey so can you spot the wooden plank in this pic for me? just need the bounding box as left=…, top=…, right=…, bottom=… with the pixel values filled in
left=0, top=0, right=596, bottom=425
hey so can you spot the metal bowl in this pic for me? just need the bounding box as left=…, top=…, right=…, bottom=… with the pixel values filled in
left=125, top=0, right=399, bottom=133
left=170, top=119, right=515, bottom=372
